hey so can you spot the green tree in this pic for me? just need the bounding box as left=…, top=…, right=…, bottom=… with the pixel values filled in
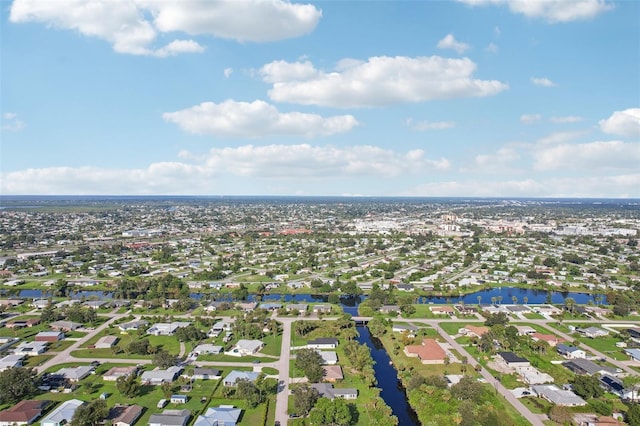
left=116, top=372, right=141, bottom=398
left=153, top=350, right=178, bottom=369
left=572, top=375, right=604, bottom=399
left=627, top=403, right=640, bottom=426
left=451, top=375, right=485, bottom=403
left=292, top=383, right=320, bottom=416
left=295, top=348, right=325, bottom=383
left=236, top=378, right=264, bottom=408
left=367, top=317, right=388, bottom=338
left=70, top=399, right=108, bottom=426
left=0, top=367, right=38, bottom=404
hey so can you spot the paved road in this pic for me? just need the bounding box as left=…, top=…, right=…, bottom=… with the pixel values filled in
left=272, top=316, right=294, bottom=426
left=431, top=322, right=547, bottom=426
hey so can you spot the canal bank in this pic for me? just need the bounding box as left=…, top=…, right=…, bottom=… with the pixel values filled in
left=356, top=325, right=420, bottom=426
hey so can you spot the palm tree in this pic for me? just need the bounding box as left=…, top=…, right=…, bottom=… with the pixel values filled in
left=497, top=295, right=503, bottom=305
left=477, top=295, right=482, bottom=306
left=512, top=296, right=518, bottom=305
left=523, top=296, right=528, bottom=305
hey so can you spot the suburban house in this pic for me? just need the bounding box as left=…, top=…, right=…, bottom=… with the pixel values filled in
left=141, top=366, right=183, bottom=385
left=259, top=303, right=282, bottom=311
left=287, top=303, right=308, bottom=313
left=55, top=366, right=94, bottom=382
left=49, top=320, right=82, bottom=332
left=313, top=304, right=332, bottom=314
left=148, top=409, right=190, bottom=426
left=515, top=326, right=537, bottom=336
left=5, top=318, right=40, bottom=328
left=105, top=405, right=143, bottom=426
left=307, top=338, right=339, bottom=349
left=170, top=395, right=188, bottom=404
left=317, top=350, right=338, bottom=365
left=531, top=332, right=564, bottom=347
left=458, top=325, right=489, bottom=338
left=194, top=406, right=242, bottom=426
left=35, top=331, right=65, bottom=342
left=147, top=322, right=191, bottom=336
left=404, top=338, right=447, bottom=364
left=118, top=320, right=148, bottom=332
left=40, top=399, right=84, bottom=426
left=557, top=344, right=587, bottom=359
left=626, top=328, right=640, bottom=340
left=600, top=375, right=638, bottom=400
left=497, top=352, right=530, bottom=369
left=0, top=400, right=49, bottom=426
left=624, top=348, right=640, bottom=362
left=311, top=383, right=358, bottom=400
left=191, top=368, right=221, bottom=380
left=103, top=366, right=138, bottom=381
left=323, top=365, right=344, bottom=382
left=531, top=385, right=587, bottom=406
left=95, top=335, right=119, bottom=349
left=430, top=306, right=455, bottom=316
left=577, top=327, right=609, bottom=339
left=192, top=344, right=223, bottom=356
left=13, top=341, right=48, bottom=356
left=223, top=370, right=260, bottom=387
left=392, top=324, right=419, bottom=336
left=0, top=354, right=24, bottom=371
left=379, top=305, right=400, bottom=314
left=563, top=359, right=618, bottom=377
left=228, top=339, right=263, bottom=357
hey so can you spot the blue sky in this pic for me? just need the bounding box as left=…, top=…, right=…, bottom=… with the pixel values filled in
left=1, top=0, right=639, bottom=197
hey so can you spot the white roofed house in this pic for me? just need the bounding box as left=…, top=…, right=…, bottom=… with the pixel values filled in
left=40, top=399, right=84, bottom=426
left=577, top=327, right=609, bottom=339
left=223, top=370, right=259, bottom=387
left=317, top=351, right=338, bottom=365
left=95, top=335, right=119, bottom=349
left=194, top=406, right=241, bottom=426
left=147, top=322, right=191, bottom=336
left=118, top=319, right=148, bottom=332
left=228, top=339, right=264, bottom=357
left=141, top=366, right=183, bottom=385
left=55, top=366, right=95, bottom=382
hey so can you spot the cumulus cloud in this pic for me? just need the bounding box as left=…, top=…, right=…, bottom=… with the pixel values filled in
left=531, top=77, right=556, bottom=87
left=163, top=100, right=358, bottom=138
left=599, top=108, right=640, bottom=137
left=2, top=112, right=26, bottom=132
left=404, top=174, right=639, bottom=198
left=224, top=68, right=233, bottom=78
left=550, top=115, right=584, bottom=123
left=9, top=0, right=321, bottom=56
left=536, top=130, right=588, bottom=145
left=472, top=148, right=521, bottom=170
left=436, top=33, right=470, bottom=54
left=457, top=0, right=613, bottom=23
left=520, top=113, right=542, bottom=124
left=533, top=140, right=640, bottom=171
left=0, top=144, right=450, bottom=194
left=405, top=118, right=455, bottom=131
left=260, top=56, right=508, bottom=108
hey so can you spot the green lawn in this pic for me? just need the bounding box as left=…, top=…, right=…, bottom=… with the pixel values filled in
left=438, top=321, right=483, bottom=335
left=523, top=312, right=545, bottom=319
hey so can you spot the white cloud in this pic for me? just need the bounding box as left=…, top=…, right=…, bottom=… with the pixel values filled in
left=405, top=118, right=455, bottom=131
left=9, top=0, right=321, bottom=56
left=457, top=0, right=613, bottom=23
left=0, top=144, right=450, bottom=194
left=485, top=43, right=498, bottom=53
left=473, top=148, right=520, bottom=168
left=260, top=56, right=508, bottom=108
left=536, top=130, right=588, bottom=145
left=404, top=174, right=639, bottom=198
left=2, top=112, right=25, bottom=132
left=163, top=100, right=358, bottom=138
left=531, top=77, right=556, bottom=87
left=436, top=33, right=470, bottom=54
left=520, top=113, right=541, bottom=124
left=154, top=40, right=205, bottom=57
left=224, top=68, right=233, bottom=78
left=550, top=115, right=584, bottom=123
left=533, top=140, right=640, bottom=171
left=599, top=108, right=640, bottom=137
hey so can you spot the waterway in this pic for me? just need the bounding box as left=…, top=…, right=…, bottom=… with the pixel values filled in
left=11, top=287, right=604, bottom=305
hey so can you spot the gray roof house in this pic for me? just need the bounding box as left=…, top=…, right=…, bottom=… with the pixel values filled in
left=311, top=383, right=358, bottom=400
left=118, top=320, right=148, bottom=332
left=148, top=409, right=190, bottom=426
left=229, top=340, right=263, bottom=356
left=563, top=358, right=617, bottom=377
left=55, top=366, right=94, bottom=382
left=307, top=338, right=339, bottom=349
left=40, top=399, right=84, bottom=426
left=141, top=366, right=183, bottom=385
left=223, top=370, right=260, bottom=387
left=531, top=385, right=586, bottom=406
left=193, top=406, right=242, bottom=426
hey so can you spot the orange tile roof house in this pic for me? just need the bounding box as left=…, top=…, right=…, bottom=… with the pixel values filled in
left=459, top=325, right=489, bottom=337
left=531, top=332, right=565, bottom=347
left=404, top=338, right=447, bottom=364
